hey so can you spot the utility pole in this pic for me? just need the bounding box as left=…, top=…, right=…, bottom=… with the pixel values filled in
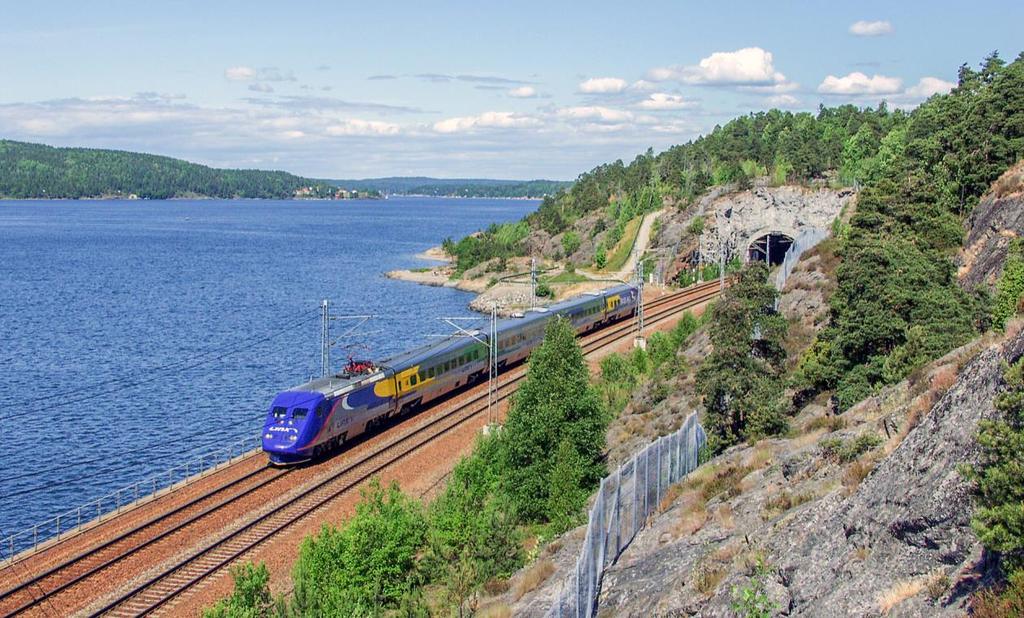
left=321, top=299, right=330, bottom=377
left=697, top=235, right=704, bottom=283
left=530, top=257, right=537, bottom=309
left=439, top=311, right=499, bottom=430
left=319, top=299, right=374, bottom=379
left=634, top=260, right=646, bottom=350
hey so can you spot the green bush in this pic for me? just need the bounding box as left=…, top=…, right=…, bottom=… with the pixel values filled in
left=561, top=231, right=581, bottom=257
left=963, top=358, right=1024, bottom=573
left=993, top=239, right=1024, bottom=330
left=203, top=562, right=278, bottom=618
left=594, top=246, right=607, bottom=269
left=290, top=479, right=427, bottom=614
left=697, top=264, right=789, bottom=451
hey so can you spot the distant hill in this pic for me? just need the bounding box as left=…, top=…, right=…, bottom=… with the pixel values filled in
left=0, top=140, right=336, bottom=199
left=328, top=176, right=571, bottom=198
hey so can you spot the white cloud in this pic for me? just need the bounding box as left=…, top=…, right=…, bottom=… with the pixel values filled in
left=224, top=66, right=297, bottom=83
left=432, top=111, right=540, bottom=133
left=635, top=93, right=694, bottom=110
left=849, top=20, right=893, bottom=37
left=508, top=86, right=537, bottom=98
left=630, top=80, right=658, bottom=91
left=225, top=66, right=256, bottom=81
left=766, top=94, right=801, bottom=108
left=649, top=47, right=788, bottom=86
left=555, top=106, right=634, bottom=123
left=325, top=119, right=400, bottom=136
left=818, top=72, right=903, bottom=95
left=905, top=76, right=955, bottom=99
left=578, top=77, right=629, bottom=94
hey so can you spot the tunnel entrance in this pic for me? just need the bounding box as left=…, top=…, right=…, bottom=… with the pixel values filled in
left=748, top=232, right=794, bottom=266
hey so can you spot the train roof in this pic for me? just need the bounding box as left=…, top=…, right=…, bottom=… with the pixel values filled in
left=282, top=284, right=637, bottom=396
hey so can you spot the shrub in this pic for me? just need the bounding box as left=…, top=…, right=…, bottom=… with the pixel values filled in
left=561, top=231, right=581, bottom=256
left=687, top=216, right=705, bottom=236
left=970, top=570, right=1024, bottom=617
left=962, top=357, right=1024, bottom=573
left=535, top=281, right=553, bottom=298
left=731, top=557, right=778, bottom=618
left=203, top=562, right=276, bottom=618
left=594, top=245, right=607, bottom=269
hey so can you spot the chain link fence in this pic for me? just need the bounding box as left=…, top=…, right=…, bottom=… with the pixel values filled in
left=547, top=412, right=706, bottom=618
left=1, top=435, right=261, bottom=565
left=774, top=228, right=829, bottom=308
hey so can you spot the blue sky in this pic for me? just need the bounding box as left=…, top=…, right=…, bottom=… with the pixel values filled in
left=1, top=1, right=1020, bottom=179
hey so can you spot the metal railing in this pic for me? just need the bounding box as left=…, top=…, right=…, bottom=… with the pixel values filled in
left=2, top=435, right=261, bottom=565
left=774, top=227, right=829, bottom=308
left=547, top=412, right=706, bottom=618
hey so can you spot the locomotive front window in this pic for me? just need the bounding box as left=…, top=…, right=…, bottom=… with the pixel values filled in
left=272, top=406, right=287, bottom=419
left=292, top=408, right=309, bottom=420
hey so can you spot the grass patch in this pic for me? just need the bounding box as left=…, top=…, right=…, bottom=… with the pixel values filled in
left=544, top=271, right=590, bottom=284
left=805, top=415, right=847, bottom=433
left=877, top=577, right=926, bottom=614
left=819, top=433, right=883, bottom=464
left=693, top=553, right=727, bottom=596
left=760, top=490, right=817, bottom=520
left=512, top=559, right=555, bottom=601
left=601, top=216, right=642, bottom=273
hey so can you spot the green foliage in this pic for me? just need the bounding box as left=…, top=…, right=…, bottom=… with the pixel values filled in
left=545, top=439, right=589, bottom=532
left=797, top=53, right=1024, bottom=410
left=993, top=239, right=1024, bottom=329
left=535, top=281, right=553, bottom=298
left=963, top=358, right=1024, bottom=573
left=970, top=569, right=1024, bottom=617
left=687, top=216, right=705, bottom=236
left=697, top=264, right=789, bottom=451
left=561, top=230, right=581, bottom=256
left=498, top=317, right=608, bottom=522
left=444, top=221, right=530, bottom=273
left=594, top=246, right=607, bottom=269
left=0, top=139, right=334, bottom=199
left=290, top=479, right=427, bottom=614
left=730, top=558, right=779, bottom=618
left=819, top=433, right=883, bottom=463
left=203, top=563, right=279, bottom=618
left=330, top=177, right=570, bottom=198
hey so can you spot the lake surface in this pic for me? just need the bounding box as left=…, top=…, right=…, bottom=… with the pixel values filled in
left=0, top=197, right=537, bottom=547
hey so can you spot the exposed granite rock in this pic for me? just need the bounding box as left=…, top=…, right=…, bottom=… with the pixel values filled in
left=590, top=333, right=1016, bottom=618
left=959, top=161, right=1024, bottom=291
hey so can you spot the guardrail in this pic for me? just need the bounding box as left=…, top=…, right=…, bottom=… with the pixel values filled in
left=547, top=412, right=706, bottom=618
left=2, top=435, right=261, bottom=565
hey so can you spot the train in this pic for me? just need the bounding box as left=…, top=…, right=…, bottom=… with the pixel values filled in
left=260, top=283, right=639, bottom=465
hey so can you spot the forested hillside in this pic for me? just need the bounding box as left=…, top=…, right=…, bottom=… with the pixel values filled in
left=329, top=176, right=570, bottom=198
left=0, top=140, right=335, bottom=199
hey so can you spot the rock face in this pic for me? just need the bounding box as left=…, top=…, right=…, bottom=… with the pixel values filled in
left=698, top=186, right=853, bottom=264
left=589, top=332, right=1019, bottom=617
left=959, top=161, right=1024, bottom=290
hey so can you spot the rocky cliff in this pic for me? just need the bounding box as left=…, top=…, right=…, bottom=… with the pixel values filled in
left=959, top=161, right=1024, bottom=291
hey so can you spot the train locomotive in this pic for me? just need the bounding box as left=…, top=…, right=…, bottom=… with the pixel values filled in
left=261, top=284, right=639, bottom=465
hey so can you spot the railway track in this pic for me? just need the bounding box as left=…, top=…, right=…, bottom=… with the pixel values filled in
left=1, top=280, right=722, bottom=617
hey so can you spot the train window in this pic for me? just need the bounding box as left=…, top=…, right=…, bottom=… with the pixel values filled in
left=292, top=408, right=309, bottom=420
left=272, top=407, right=287, bottom=419
left=410, top=374, right=418, bottom=386
left=316, top=403, right=327, bottom=418
left=427, top=367, right=435, bottom=378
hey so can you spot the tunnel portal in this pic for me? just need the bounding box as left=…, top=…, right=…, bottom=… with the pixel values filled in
left=748, top=232, right=794, bottom=265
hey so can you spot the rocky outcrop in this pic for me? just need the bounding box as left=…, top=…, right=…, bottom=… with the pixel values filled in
left=959, top=161, right=1024, bottom=290
left=589, top=332, right=1015, bottom=617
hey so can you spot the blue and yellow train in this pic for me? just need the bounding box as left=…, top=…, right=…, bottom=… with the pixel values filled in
left=261, top=284, right=639, bottom=464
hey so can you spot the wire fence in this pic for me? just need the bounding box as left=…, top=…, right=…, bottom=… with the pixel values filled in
left=547, top=412, right=706, bottom=618
left=1, top=435, right=261, bottom=565
left=774, top=227, right=829, bottom=308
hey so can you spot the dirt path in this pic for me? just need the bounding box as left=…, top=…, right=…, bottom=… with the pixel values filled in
left=579, top=208, right=665, bottom=282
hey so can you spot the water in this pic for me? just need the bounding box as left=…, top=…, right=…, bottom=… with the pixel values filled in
left=0, top=197, right=536, bottom=545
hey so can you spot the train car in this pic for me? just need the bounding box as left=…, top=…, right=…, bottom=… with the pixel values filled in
left=261, top=283, right=639, bottom=465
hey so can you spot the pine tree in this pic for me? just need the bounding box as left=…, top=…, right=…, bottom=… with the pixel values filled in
left=499, top=317, right=607, bottom=522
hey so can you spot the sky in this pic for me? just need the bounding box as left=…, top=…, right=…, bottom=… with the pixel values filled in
left=1, top=1, right=1021, bottom=180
